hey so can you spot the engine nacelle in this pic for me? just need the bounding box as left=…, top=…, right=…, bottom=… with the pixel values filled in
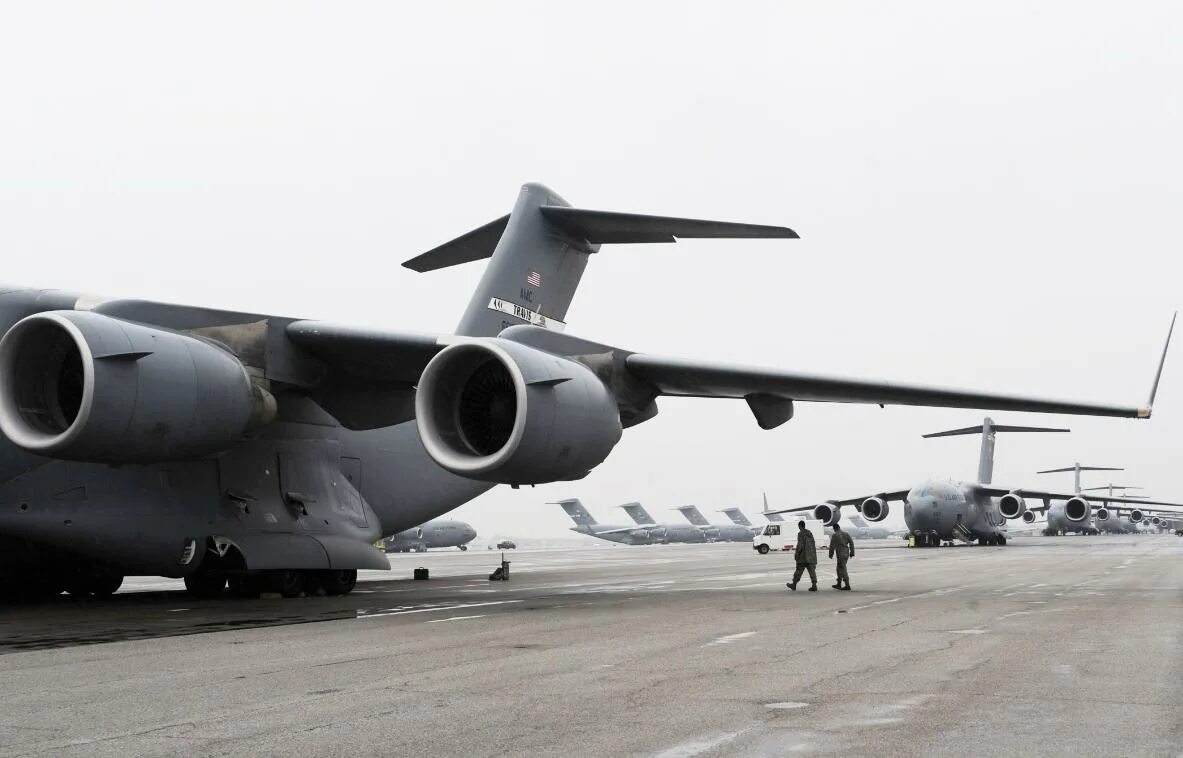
left=813, top=502, right=842, bottom=527
left=999, top=492, right=1027, bottom=519
left=1129, top=509, right=1144, bottom=524
left=1021, top=511, right=1037, bottom=524
left=1151, top=516, right=1163, bottom=527
left=1095, top=507, right=1110, bottom=522
left=415, top=339, right=622, bottom=484
left=1064, top=497, right=1092, bottom=523
left=0, top=311, right=274, bottom=463
left=860, top=497, right=889, bottom=523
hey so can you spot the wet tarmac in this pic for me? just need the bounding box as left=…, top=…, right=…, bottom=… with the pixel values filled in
left=1, top=535, right=1181, bottom=756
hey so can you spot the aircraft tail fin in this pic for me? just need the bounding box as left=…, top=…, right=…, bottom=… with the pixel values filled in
left=618, top=502, right=656, bottom=525
left=402, top=183, right=797, bottom=338
left=1038, top=464, right=1125, bottom=494
left=923, top=417, right=1069, bottom=485
left=674, top=505, right=711, bottom=526
left=720, top=508, right=753, bottom=527
left=552, top=499, right=597, bottom=527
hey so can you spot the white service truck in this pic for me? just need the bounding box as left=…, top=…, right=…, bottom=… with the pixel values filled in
left=753, top=520, right=826, bottom=555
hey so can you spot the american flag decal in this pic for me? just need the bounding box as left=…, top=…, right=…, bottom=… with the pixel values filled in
left=526, top=270, right=542, bottom=287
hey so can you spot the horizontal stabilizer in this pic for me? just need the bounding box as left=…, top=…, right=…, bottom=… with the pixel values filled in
left=924, top=424, right=1069, bottom=438
left=402, top=215, right=510, bottom=273
left=1038, top=466, right=1123, bottom=474
left=538, top=206, right=798, bottom=244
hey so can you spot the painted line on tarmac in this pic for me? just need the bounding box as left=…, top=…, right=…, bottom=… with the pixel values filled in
left=426, top=614, right=488, bottom=624
left=358, top=600, right=521, bottom=619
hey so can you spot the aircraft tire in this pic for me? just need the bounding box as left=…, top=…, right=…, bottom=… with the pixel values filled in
left=978, top=538, right=987, bottom=547
left=88, top=575, right=123, bottom=597
left=757, top=545, right=770, bottom=555
left=459, top=545, right=468, bottom=551
left=184, top=572, right=227, bottom=598
left=266, top=570, right=305, bottom=598
left=227, top=575, right=258, bottom=598
left=997, top=535, right=1007, bottom=546
left=318, top=569, right=357, bottom=596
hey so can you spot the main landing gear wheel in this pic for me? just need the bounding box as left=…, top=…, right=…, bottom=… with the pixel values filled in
left=757, top=545, right=770, bottom=555
left=997, top=535, right=1007, bottom=546
left=459, top=545, right=468, bottom=551
left=184, top=572, right=227, bottom=598
left=318, top=569, right=357, bottom=596
left=65, top=575, right=124, bottom=598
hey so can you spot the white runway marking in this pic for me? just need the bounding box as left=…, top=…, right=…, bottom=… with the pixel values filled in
left=949, top=629, right=989, bottom=635
left=426, top=615, right=487, bottom=624
left=652, top=729, right=748, bottom=758
left=359, top=600, right=521, bottom=619
left=765, top=702, right=810, bottom=710
left=704, top=631, right=756, bottom=647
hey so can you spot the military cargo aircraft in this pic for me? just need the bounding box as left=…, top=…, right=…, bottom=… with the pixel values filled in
left=765, top=412, right=1180, bottom=547
left=1034, top=463, right=1125, bottom=535
left=383, top=519, right=477, bottom=552
left=552, top=499, right=657, bottom=545
left=673, top=505, right=756, bottom=542
left=618, top=503, right=708, bottom=544
left=0, top=183, right=1170, bottom=600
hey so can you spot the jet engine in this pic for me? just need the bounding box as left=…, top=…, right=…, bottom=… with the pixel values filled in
left=998, top=492, right=1027, bottom=519
left=812, top=502, right=842, bottom=527
left=1064, top=497, right=1092, bottom=523
left=1095, top=507, right=1110, bottom=522
left=1151, top=516, right=1163, bottom=527
left=415, top=339, right=623, bottom=484
left=860, top=497, right=889, bottom=523
left=1021, top=511, right=1037, bottom=525
left=1129, top=509, right=1144, bottom=524
left=0, top=311, right=275, bottom=463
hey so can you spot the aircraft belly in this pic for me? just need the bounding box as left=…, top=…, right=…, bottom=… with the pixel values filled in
left=0, top=459, right=220, bottom=575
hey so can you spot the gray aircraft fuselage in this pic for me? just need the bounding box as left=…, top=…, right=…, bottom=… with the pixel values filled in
left=567, top=524, right=656, bottom=545
left=385, top=520, right=477, bottom=552
left=903, top=480, right=1009, bottom=543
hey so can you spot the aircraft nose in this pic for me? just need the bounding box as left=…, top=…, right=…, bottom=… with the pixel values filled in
left=906, top=498, right=933, bottom=530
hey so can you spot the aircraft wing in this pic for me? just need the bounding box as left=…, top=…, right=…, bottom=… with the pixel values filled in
left=973, top=486, right=1183, bottom=511
left=764, top=490, right=911, bottom=517
left=287, top=305, right=1170, bottom=431
left=624, top=354, right=1152, bottom=428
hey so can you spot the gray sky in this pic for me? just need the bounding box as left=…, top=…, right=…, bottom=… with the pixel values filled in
left=1, top=2, right=1179, bottom=537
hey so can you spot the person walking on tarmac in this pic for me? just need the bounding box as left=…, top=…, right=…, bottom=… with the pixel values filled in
left=829, top=523, right=855, bottom=590
left=786, top=520, right=818, bottom=591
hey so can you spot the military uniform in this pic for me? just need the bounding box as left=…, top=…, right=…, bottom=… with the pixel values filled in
left=788, top=527, right=818, bottom=591
left=828, top=529, right=855, bottom=590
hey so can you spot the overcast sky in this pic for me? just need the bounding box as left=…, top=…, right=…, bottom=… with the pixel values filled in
left=1, top=2, right=1179, bottom=538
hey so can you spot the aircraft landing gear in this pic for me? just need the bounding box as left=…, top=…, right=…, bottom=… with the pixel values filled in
left=459, top=545, right=468, bottom=551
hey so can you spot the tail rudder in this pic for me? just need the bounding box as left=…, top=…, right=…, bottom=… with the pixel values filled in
left=675, top=505, right=711, bottom=526
left=402, top=183, right=797, bottom=338
left=619, top=502, right=656, bottom=525
left=720, top=508, right=752, bottom=527
left=552, top=498, right=597, bottom=527
left=924, top=417, right=1069, bottom=484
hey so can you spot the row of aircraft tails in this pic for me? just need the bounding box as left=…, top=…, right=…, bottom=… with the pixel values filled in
left=553, top=499, right=898, bottom=545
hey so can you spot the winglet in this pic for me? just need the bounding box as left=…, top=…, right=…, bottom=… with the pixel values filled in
left=1143, top=311, right=1176, bottom=418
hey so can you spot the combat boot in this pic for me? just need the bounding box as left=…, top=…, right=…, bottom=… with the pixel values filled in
left=808, top=585, right=817, bottom=591
left=832, top=583, right=842, bottom=590
left=786, top=581, right=797, bottom=591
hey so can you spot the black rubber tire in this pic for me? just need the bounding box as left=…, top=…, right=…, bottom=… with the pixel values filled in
left=271, top=570, right=305, bottom=598
left=318, top=569, right=357, bottom=596
left=757, top=544, right=770, bottom=555
left=459, top=545, right=467, bottom=551
left=997, top=535, right=1007, bottom=546
left=227, top=575, right=258, bottom=598
left=184, top=572, right=227, bottom=598
left=88, top=575, right=123, bottom=597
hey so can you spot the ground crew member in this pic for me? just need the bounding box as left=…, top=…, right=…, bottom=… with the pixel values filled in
left=829, top=523, right=855, bottom=591
left=786, top=520, right=818, bottom=591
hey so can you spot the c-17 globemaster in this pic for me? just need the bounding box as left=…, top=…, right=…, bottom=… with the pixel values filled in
left=673, top=505, right=756, bottom=542
left=553, top=499, right=661, bottom=545
left=766, top=409, right=1179, bottom=546
left=0, top=183, right=1169, bottom=600
left=383, top=519, right=477, bottom=552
